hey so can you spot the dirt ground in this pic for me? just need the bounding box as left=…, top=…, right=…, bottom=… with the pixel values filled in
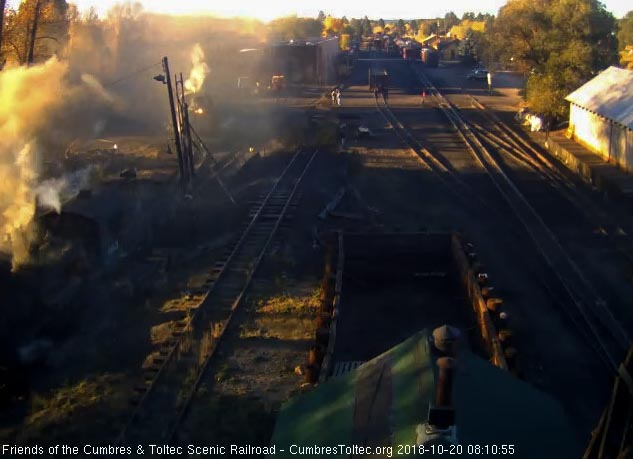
left=0, top=99, right=319, bottom=445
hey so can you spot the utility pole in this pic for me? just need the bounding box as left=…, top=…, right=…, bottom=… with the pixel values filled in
left=161, top=56, right=187, bottom=187
left=179, top=72, right=195, bottom=179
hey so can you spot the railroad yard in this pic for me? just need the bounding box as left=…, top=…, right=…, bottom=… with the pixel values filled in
left=2, top=38, right=633, bottom=457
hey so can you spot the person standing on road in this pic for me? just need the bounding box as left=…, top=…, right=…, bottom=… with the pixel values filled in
left=331, top=88, right=337, bottom=105
left=335, top=88, right=341, bottom=106
left=421, top=88, right=426, bottom=105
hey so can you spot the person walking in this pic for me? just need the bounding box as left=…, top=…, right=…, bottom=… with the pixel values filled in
left=331, top=89, right=337, bottom=105
left=335, top=88, right=341, bottom=106
left=421, top=88, right=426, bottom=105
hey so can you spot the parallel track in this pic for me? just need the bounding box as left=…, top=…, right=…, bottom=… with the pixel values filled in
left=384, top=64, right=630, bottom=372
left=467, top=95, right=633, bottom=271
left=115, top=148, right=318, bottom=446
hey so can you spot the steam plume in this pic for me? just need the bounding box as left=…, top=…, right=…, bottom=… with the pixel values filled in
left=0, top=58, right=68, bottom=269
left=184, top=43, right=210, bottom=94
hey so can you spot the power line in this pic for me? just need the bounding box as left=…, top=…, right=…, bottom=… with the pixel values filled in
left=103, top=61, right=162, bottom=88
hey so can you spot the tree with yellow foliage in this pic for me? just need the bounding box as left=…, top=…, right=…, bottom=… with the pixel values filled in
left=2, top=0, right=69, bottom=66
left=322, top=15, right=343, bottom=37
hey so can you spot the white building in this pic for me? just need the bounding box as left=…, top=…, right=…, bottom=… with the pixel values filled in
left=566, top=66, right=633, bottom=172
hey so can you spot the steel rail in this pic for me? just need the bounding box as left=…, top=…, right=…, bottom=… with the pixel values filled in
left=114, top=148, right=316, bottom=445
left=373, top=92, right=504, bottom=217
left=165, top=148, right=319, bottom=443
left=413, top=67, right=629, bottom=371
left=465, top=96, right=633, bottom=349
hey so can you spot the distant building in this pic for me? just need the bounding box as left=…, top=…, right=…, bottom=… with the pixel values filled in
left=435, top=39, right=460, bottom=61
left=565, top=66, right=633, bottom=172
left=419, top=34, right=460, bottom=61
left=267, top=36, right=340, bottom=85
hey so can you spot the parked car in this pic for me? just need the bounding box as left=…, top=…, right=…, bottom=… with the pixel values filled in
left=466, top=68, right=488, bottom=80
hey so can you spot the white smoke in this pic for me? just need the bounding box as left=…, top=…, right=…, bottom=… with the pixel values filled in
left=184, top=43, right=210, bottom=94
left=35, top=167, right=95, bottom=214
left=0, top=57, right=113, bottom=270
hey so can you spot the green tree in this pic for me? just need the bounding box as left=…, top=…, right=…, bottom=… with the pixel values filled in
left=618, top=11, right=633, bottom=49
left=458, top=30, right=482, bottom=63
left=490, top=0, right=617, bottom=118
left=444, top=11, right=459, bottom=29
left=409, top=19, right=418, bottom=35
left=378, top=18, right=385, bottom=29
left=349, top=17, right=361, bottom=41
left=361, top=16, right=371, bottom=37
left=618, top=11, right=633, bottom=67
left=268, top=16, right=322, bottom=41
left=317, top=10, right=325, bottom=23
left=396, top=19, right=405, bottom=35
left=420, top=20, right=437, bottom=36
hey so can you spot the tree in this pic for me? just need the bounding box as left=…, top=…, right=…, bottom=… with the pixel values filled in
left=618, top=11, right=633, bottom=49
left=619, top=11, right=633, bottom=68
left=268, top=16, right=322, bottom=41
left=458, top=30, right=480, bottom=63
left=490, top=0, right=618, bottom=118
left=317, top=10, right=326, bottom=23
left=378, top=18, right=385, bottom=29
left=396, top=19, right=405, bottom=36
left=0, top=0, right=6, bottom=66
left=444, top=11, right=459, bottom=29
left=2, top=0, right=69, bottom=65
left=322, top=15, right=343, bottom=36
left=361, top=16, right=371, bottom=37
left=27, top=0, right=44, bottom=65
left=409, top=19, right=418, bottom=35
left=349, top=17, right=361, bottom=41
left=419, top=20, right=436, bottom=37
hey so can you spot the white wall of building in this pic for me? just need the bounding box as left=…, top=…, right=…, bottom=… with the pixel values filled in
left=570, top=103, right=633, bottom=173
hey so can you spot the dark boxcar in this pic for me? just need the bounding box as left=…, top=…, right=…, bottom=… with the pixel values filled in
left=369, top=68, right=388, bottom=91
left=402, top=46, right=422, bottom=61
left=421, top=47, right=439, bottom=67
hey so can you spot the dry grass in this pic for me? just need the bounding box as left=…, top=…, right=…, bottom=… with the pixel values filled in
left=16, top=374, right=125, bottom=443
left=255, top=288, right=320, bottom=315
left=239, top=288, right=320, bottom=340
left=240, top=316, right=315, bottom=341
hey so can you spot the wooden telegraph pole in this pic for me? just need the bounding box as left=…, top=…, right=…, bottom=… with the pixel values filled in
left=162, top=56, right=187, bottom=187
left=175, top=72, right=195, bottom=180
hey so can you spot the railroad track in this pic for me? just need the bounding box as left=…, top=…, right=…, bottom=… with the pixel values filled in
left=466, top=95, right=633, bottom=269
left=115, top=148, right=318, bottom=447
left=373, top=89, right=502, bottom=216
left=405, top=65, right=631, bottom=371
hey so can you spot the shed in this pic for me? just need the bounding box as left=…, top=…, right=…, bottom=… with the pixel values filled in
left=268, top=36, right=340, bottom=85
left=434, top=39, right=460, bottom=61
left=565, top=66, right=633, bottom=172
left=270, top=330, right=582, bottom=458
